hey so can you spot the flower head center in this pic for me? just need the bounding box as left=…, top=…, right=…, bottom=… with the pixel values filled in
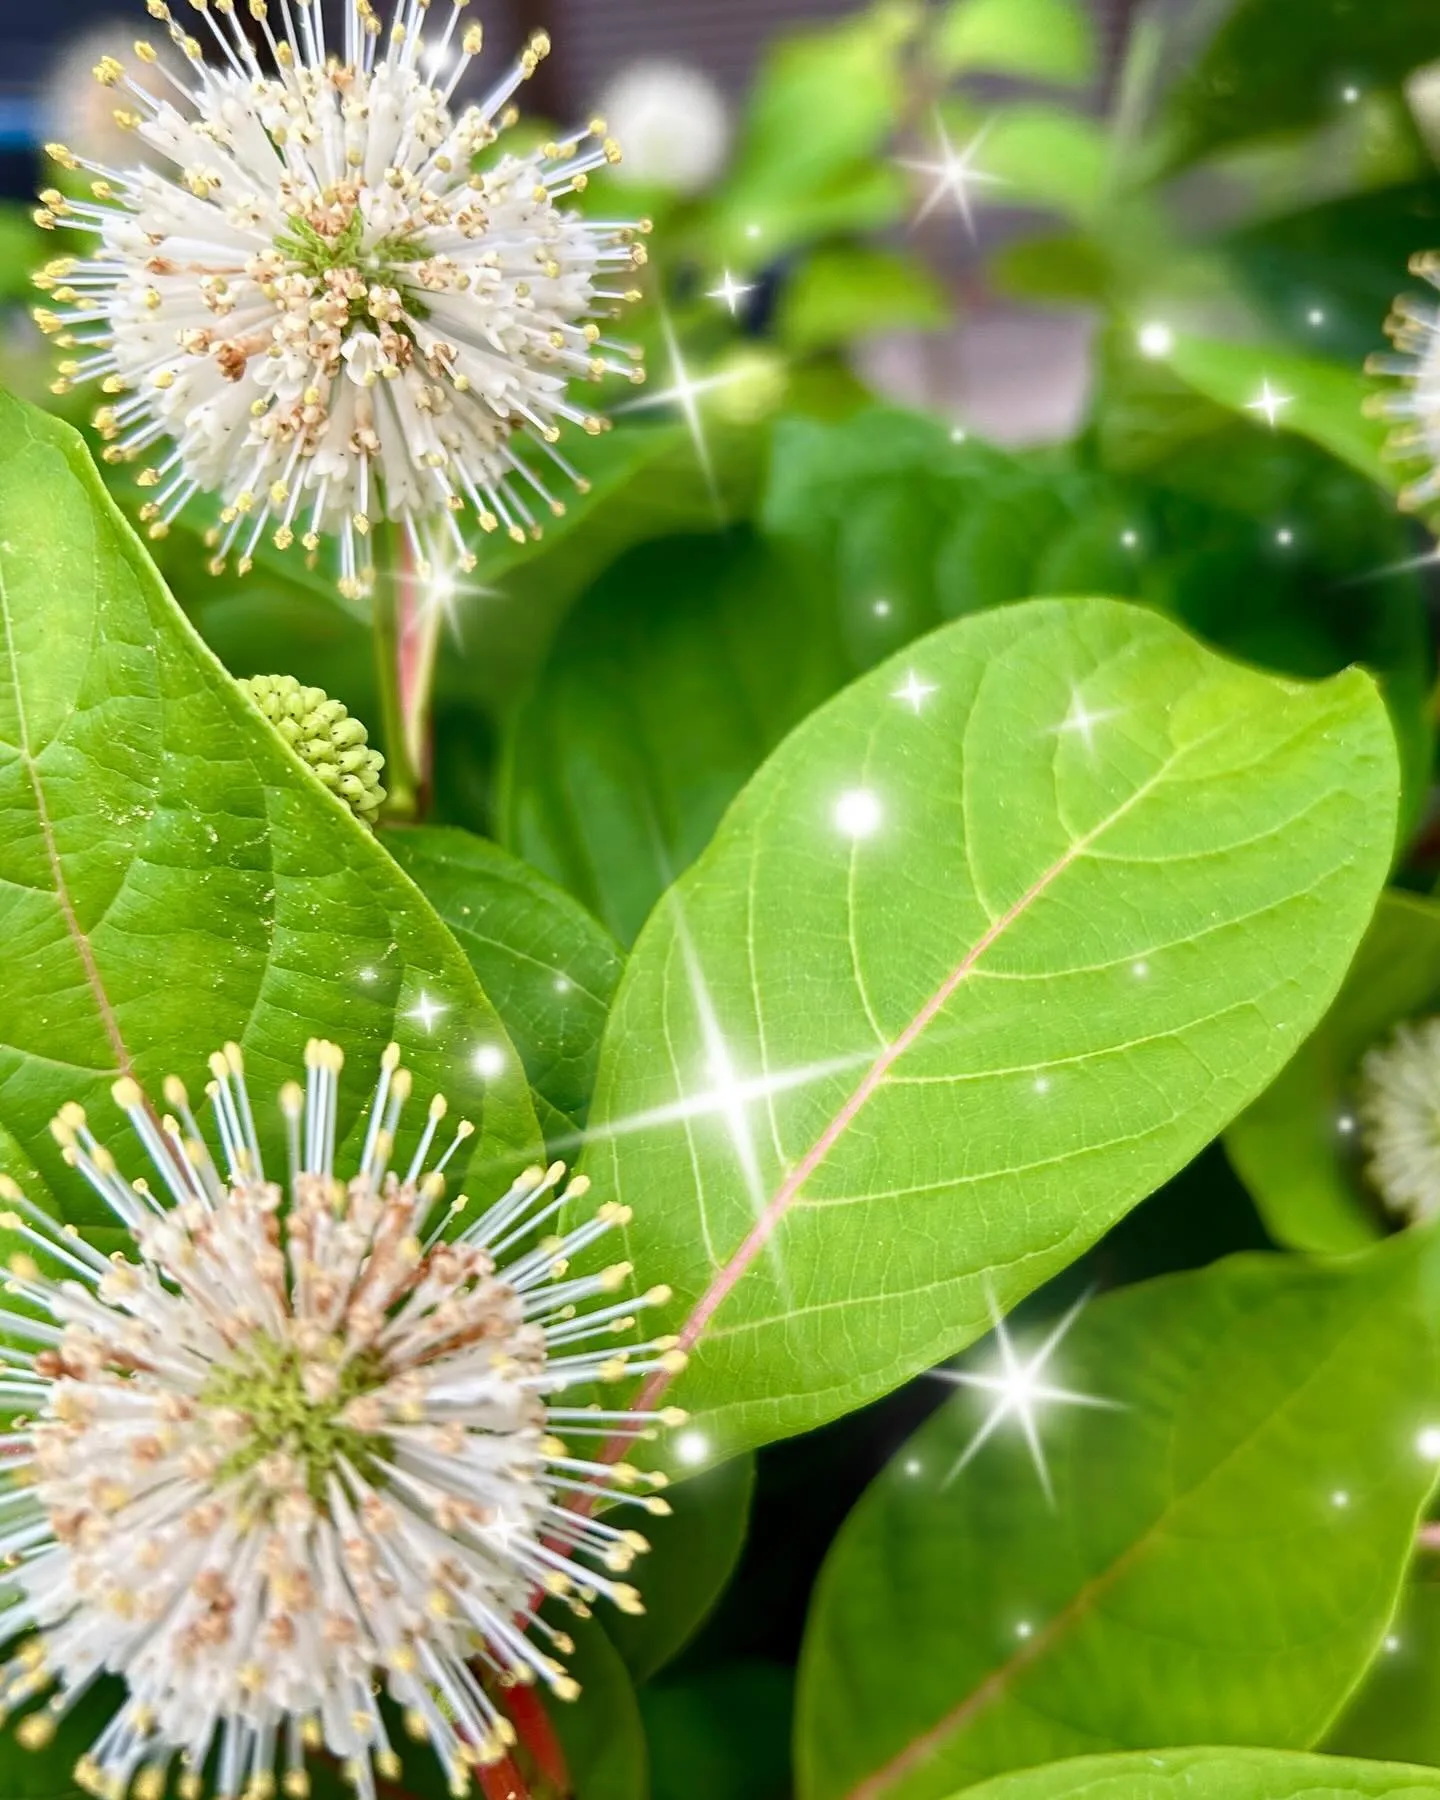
left=202, top=1335, right=390, bottom=1501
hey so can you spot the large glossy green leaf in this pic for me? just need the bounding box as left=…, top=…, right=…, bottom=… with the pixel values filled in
left=583, top=597, right=1397, bottom=1458
left=0, top=391, right=540, bottom=1215
left=499, top=529, right=849, bottom=944
left=956, top=1748, right=1440, bottom=1800
left=797, top=1234, right=1440, bottom=1800
left=609, top=1453, right=756, bottom=1684
left=1328, top=1573, right=1440, bottom=1766
left=383, top=826, right=623, bottom=1145
left=546, top=1617, right=649, bottom=1800
left=1227, top=890, right=1440, bottom=1254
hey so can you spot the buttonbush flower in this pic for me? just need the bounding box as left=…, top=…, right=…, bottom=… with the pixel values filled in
left=34, top=0, right=650, bottom=596
left=1359, top=1016, right=1440, bottom=1220
left=1367, top=251, right=1440, bottom=514
left=0, top=1041, right=680, bottom=1799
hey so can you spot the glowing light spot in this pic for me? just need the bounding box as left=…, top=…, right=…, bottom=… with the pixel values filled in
left=950, top=426, right=967, bottom=443
left=408, top=991, right=448, bottom=1034
left=675, top=1431, right=710, bottom=1467
left=1385, top=1635, right=1402, bottom=1653
left=1058, top=692, right=1121, bottom=751
left=1308, top=308, right=1326, bottom=326
left=358, top=967, right=378, bottom=985
left=893, top=671, right=937, bottom=713
left=1137, top=322, right=1173, bottom=359
left=745, top=222, right=762, bottom=240
left=834, top=789, right=883, bottom=840
left=707, top=270, right=757, bottom=317
left=1342, top=84, right=1360, bottom=103
left=904, top=1458, right=922, bottom=1476
left=1417, top=1426, right=1440, bottom=1461
left=553, top=975, right=574, bottom=996
left=1246, top=378, right=1293, bottom=428
left=1276, top=527, right=1293, bottom=546
left=873, top=598, right=892, bottom=618
left=1337, top=1114, right=1356, bottom=1136
left=1034, top=1077, right=1051, bottom=1095
left=1120, top=529, right=1139, bottom=549
left=1331, top=1490, right=1351, bottom=1509
left=1016, top=1620, right=1034, bottom=1640
left=472, top=1044, right=506, bottom=1079
left=1132, top=961, right=1150, bottom=979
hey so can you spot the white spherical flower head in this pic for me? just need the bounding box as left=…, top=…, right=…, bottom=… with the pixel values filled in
left=34, top=0, right=650, bottom=597
left=1367, top=253, right=1440, bottom=515
left=595, top=60, right=732, bottom=195
left=0, top=1040, right=683, bottom=1800
left=1358, top=1016, right=1440, bottom=1219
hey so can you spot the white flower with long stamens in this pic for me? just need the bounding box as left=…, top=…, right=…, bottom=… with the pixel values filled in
left=34, top=0, right=649, bottom=598
left=1366, top=252, right=1440, bottom=515
left=0, top=1040, right=682, bottom=1800
left=1359, top=1016, right=1440, bottom=1220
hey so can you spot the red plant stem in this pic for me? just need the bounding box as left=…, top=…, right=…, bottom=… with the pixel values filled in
left=502, top=1683, right=571, bottom=1790
left=477, top=1754, right=533, bottom=1800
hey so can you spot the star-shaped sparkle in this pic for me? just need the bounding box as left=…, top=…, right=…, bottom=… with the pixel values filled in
left=898, top=114, right=1005, bottom=237
left=1246, top=378, right=1293, bottom=428
left=407, top=990, right=449, bottom=1034
left=707, top=270, right=757, bottom=317
left=938, top=1293, right=1121, bottom=1502
left=893, top=670, right=938, bottom=713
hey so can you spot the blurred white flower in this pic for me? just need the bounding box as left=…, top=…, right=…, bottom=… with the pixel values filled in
left=34, top=1, right=649, bottom=597
left=40, top=21, right=180, bottom=173
left=1359, top=1017, right=1440, bottom=1219
left=1367, top=253, right=1440, bottom=514
left=596, top=60, right=732, bottom=195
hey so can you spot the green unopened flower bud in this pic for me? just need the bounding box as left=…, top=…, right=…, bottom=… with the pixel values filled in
left=239, top=674, right=386, bottom=827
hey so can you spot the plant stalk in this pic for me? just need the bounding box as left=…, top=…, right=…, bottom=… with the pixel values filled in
left=372, top=527, right=424, bottom=822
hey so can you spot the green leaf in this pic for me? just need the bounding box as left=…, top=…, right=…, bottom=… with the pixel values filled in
left=0, top=390, right=540, bottom=1218
left=955, top=1748, right=1440, bottom=1799
left=1161, top=335, right=1391, bottom=492
left=382, top=826, right=623, bottom=1145
left=1227, top=890, right=1440, bottom=1255
left=584, top=597, right=1398, bottom=1458
left=939, top=102, right=1111, bottom=224
left=777, top=248, right=952, bottom=356
left=609, top=1453, right=756, bottom=1684
left=642, top=1663, right=793, bottom=1800
left=797, top=1233, right=1440, bottom=1800
left=933, top=0, right=1095, bottom=85
left=499, top=528, right=849, bottom=945
left=711, top=2, right=917, bottom=254
left=1328, top=1572, right=1440, bottom=1765
left=546, top=1616, right=649, bottom=1800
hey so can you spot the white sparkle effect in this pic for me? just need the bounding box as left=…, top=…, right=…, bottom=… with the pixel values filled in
left=472, top=1043, right=506, bottom=1079
left=408, top=990, right=449, bottom=1034
left=1137, top=322, right=1174, bottom=359
left=1120, top=529, right=1139, bottom=549
left=1418, top=1426, right=1440, bottom=1461
left=1015, top=1620, right=1034, bottom=1640
left=1276, top=527, right=1294, bottom=546
left=1332, top=1490, right=1351, bottom=1509
left=554, top=975, right=574, bottom=995
left=1058, top=692, right=1121, bottom=753
left=939, top=1294, right=1120, bottom=1501
left=893, top=670, right=939, bottom=714
left=904, top=1458, right=923, bottom=1477
left=1132, top=961, right=1150, bottom=980
left=675, top=1431, right=711, bottom=1466
left=615, top=309, right=748, bottom=517
left=873, top=598, right=893, bottom=618
left=1246, top=378, right=1294, bottom=428
left=834, top=788, right=884, bottom=840
left=1308, top=308, right=1326, bottom=326
left=1343, top=84, right=1361, bottom=103
left=708, top=270, right=757, bottom=316
left=1386, top=1635, right=1403, bottom=1653
left=898, top=113, right=1005, bottom=237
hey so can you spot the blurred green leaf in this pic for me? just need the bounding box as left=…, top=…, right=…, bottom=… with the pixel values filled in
left=798, top=1232, right=1440, bottom=1800
left=1162, top=334, right=1390, bottom=488
left=777, top=247, right=951, bottom=355
left=933, top=0, right=1095, bottom=85
left=1157, top=0, right=1440, bottom=170
left=1328, top=1570, right=1440, bottom=1764
left=382, top=826, right=623, bottom=1146
left=498, top=527, right=847, bottom=944
left=609, top=1454, right=756, bottom=1684
left=957, top=1748, right=1440, bottom=1799
left=642, top=1663, right=793, bottom=1800
left=941, top=101, right=1111, bottom=224
left=710, top=2, right=917, bottom=255
left=0, top=391, right=539, bottom=1211
left=586, top=598, right=1397, bottom=1459
left=1227, top=889, right=1440, bottom=1254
